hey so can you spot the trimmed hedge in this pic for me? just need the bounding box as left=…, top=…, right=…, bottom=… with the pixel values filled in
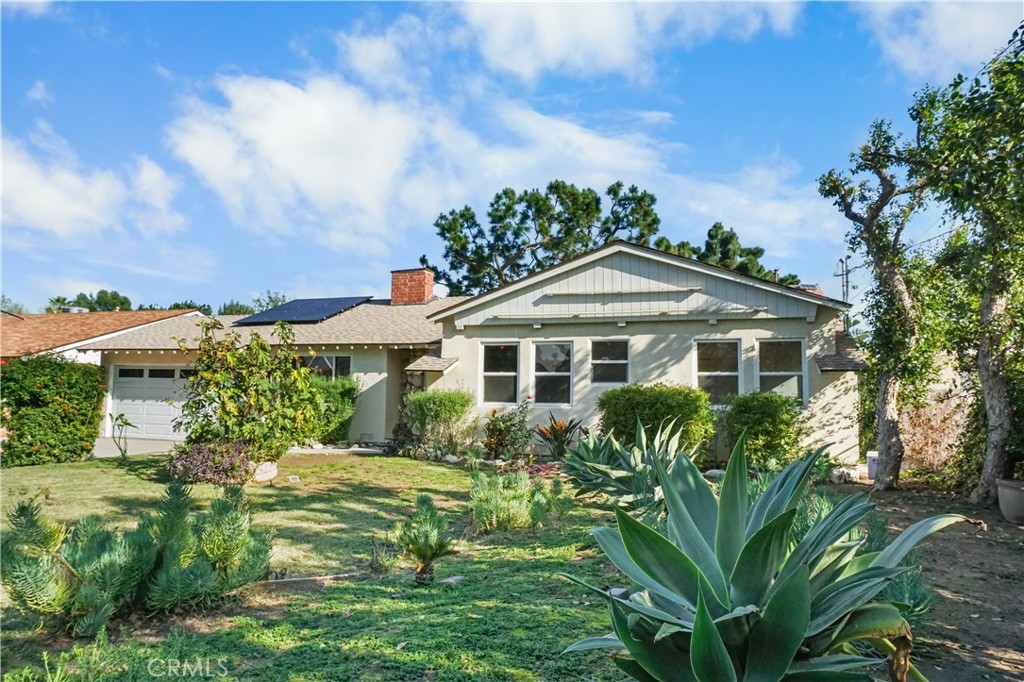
left=0, top=355, right=106, bottom=467
left=722, top=391, right=802, bottom=471
left=407, top=389, right=474, bottom=436
left=311, top=375, right=359, bottom=444
left=597, top=383, right=714, bottom=450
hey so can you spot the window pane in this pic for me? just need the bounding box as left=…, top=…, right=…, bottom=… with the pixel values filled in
left=593, top=363, right=628, bottom=383
left=536, top=376, right=570, bottom=404
left=536, top=343, right=571, bottom=373
left=118, top=368, right=144, bottom=378
left=698, top=375, right=739, bottom=404
left=300, top=355, right=334, bottom=377
left=484, top=375, right=517, bottom=403
left=148, top=368, right=176, bottom=379
left=484, top=345, right=518, bottom=373
left=761, top=375, right=803, bottom=399
left=335, top=356, right=352, bottom=377
left=697, top=342, right=738, bottom=372
left=593, top=341, right=628, bottom=362
left=760, top=341, right=802, bottom=372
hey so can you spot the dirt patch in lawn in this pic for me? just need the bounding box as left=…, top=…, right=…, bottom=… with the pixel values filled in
left=843, top=482, right=1024, bottom=682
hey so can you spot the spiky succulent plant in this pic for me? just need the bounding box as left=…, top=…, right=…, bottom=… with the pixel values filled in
left=563, top=439, right=964, bottom=682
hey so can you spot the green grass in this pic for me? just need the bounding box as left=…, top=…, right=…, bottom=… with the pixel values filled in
left=1, top=453, right=623, bottom=681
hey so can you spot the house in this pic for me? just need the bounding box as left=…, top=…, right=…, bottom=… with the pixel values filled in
left=1, top=309, right=201, bottom=364
left=79, top=271, right=467, bottom=441
left=425, top=242, right=866, bottom=463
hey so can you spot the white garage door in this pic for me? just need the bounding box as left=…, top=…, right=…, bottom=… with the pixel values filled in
left=112, top=367, right=191, bottom=440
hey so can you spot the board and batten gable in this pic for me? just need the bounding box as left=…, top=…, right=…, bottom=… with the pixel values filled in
left=428, top=243, right=860, bottom=464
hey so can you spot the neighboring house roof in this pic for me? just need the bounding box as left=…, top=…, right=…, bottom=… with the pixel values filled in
left=1, top=310, right=197, bottom=358
left=81, top=297, right=471, bottom=351
left=430, top=241, right=850, bottom=321
left=815, top=332, right=869, bottom=372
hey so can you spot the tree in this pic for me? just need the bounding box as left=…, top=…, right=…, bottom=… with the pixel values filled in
left=655, top=222, right=800, bottom=285
left=169, top=300, right=213, bottom=315
left=218, top=299, right=256, bottom=316
left=252, top=290, right=288, bottom=313
left=69, top=290, right=132, bottom=312
left=819, top=121, right=930, bottom=491
left=420, top=181, right=660, bottom=295
left=909, top=25, right=1024, bottom=504
left=1, top=294, right=28, bottom=314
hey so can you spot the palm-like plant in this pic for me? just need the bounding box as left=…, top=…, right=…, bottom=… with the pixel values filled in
left=563, top=439, right=964, bottom=682
left=395, top=494, right=456, bottom=585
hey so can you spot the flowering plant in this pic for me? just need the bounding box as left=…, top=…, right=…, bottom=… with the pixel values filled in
left=534, top=412, right=582, bottom=460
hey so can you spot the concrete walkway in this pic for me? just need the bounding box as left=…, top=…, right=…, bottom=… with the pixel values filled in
left=92, top=438, right=382, bottom=459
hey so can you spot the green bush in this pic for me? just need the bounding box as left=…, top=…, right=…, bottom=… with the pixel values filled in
left=0, top=355, right=106, bottom=467
left=469, top=471, right=559, bottom=532
left=483, top=399, right=533, bottom=460
left=0, top=482, right=270, bottom=638
left=722, top=391, right=803, bottom=471
left=596, top=383, right=713, bottom=451
left=311, top=375, right=359, bottom=444
left=406, top=389, right=475, bottom=460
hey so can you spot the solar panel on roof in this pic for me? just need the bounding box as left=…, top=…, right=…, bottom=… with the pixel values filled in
left=235, top=296, right=372, bottom=325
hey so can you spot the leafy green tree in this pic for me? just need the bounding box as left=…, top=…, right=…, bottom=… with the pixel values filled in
left=421, top=181, right=660, bottom=295
left=69, top=289, right=132, bottom=312
left=909, top=26, right=1024, bottom=504
left=656, top=222, right=800, bottom=285
left=45, top=296, right=69, bottom=313
left=819, top=121, right=931, bottom=491
left=1, top=294, right=28, bottom=314
left=252, top=290, right=288, bottom=313
left=218, top=299, right=256, bottom=316
left=169, top=300, right=212, bottom=315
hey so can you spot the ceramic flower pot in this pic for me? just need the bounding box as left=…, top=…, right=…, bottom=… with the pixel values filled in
left=996, top=478, right=1024, bottom=524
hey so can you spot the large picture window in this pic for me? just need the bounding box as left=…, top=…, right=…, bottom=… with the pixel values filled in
left=483, top=343, right=519, bottom=403
left=592, top=340, right=629, bottom=383
left=758, top=340, right=804, bottom=401
left=696, top=340, right=740, bottom=404
left=299, top=355, right=352, bottom=379
left=534, top=342, right=572, bottom=404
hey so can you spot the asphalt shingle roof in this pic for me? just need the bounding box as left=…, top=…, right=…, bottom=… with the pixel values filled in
left=815, top=331, right=869, bottom=372
left=1, top=310, right=195, bottom=358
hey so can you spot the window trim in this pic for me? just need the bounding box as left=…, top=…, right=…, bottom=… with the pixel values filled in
left=590, top=339, right=630, bottom=385
left=479, top=341, right=521, bottom=405
left=693, top=338, right=743, bottom=406
left=298, top=354, right=353, bottom=380
left=755, top=337, right=809, bottom=407
left=532, top=340, right=574, bottom=406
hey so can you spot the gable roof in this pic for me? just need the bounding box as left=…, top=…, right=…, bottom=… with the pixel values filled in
left=80, top=296, right=471, bottom=351
left=429, top=241, right=849, bottom=322
left=1, top=309, right=197, bottom=358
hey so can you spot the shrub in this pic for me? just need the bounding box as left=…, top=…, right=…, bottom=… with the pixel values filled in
left=167, top=440, right=255, bottom=485
left=310, top=375, right=359, bottom=444
left=564, top=442, right=965, bottom=681
left=596, top=383, right=713, bottom=451
left=406, top=389, right=475, bottom=460
left=469, top=471, right=565, bottom=532
left=483, top=399, right=533, bottom=460
left=175, top=320, right=323, bottom=462
left=0, top=355, right=106, bottom=467
left=722, top=391, right=803, bottom=471
left=534, top=413, right=582, bottom=460
left=394, top=494, right=456, bottom=585
left=0, top=483, right=270, bottom=638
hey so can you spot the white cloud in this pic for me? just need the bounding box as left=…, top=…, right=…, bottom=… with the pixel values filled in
left=26, top=80, right=53, bottom=103
left=2, top=0, right=54, bottom=18
left=856, top=2, right=1022, bottom=82
left=129, top=156, right=187, bottom=236
left=458, top=2, right=801, bottom=82
left=31, top=276, right=116, bottom=300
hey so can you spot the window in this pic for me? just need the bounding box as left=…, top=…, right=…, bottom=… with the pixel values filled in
left=696, top=341, right=740, bottom=404
left=298, top=355, right=352, bottom=379
left=592, top=340, right=629, bottom=383
left=759, top=340, right=804, bottom=401
left=535, top=342, right=572, bottom=404
left=118, top=368, right=144, bottom=378
left=482, top=344, right=518, bottom=403
left=148, top=368, right=176, bottom=379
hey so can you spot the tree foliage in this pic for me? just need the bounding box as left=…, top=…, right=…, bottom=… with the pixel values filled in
left=69, top=290, right=132, bottom=312
left=421, top=181, right=661, bottom=295
left=655, top=222, right=800, bottom=285
left=217, top=299, right=256, bottom=316
left=1, top=294, right=29, bottom=314
left=252, top=290, right=288, bottom=313
left=169, top=300, right=212, bottom=315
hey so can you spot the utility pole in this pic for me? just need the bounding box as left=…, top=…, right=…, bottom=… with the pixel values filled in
left=833, top=255, right=852, bottom=330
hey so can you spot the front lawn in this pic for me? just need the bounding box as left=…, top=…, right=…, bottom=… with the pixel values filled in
left=1, top=453, right=623, bottom=681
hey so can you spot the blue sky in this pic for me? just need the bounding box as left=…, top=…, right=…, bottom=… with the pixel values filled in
left=2, top=1, right=1021, bottom=312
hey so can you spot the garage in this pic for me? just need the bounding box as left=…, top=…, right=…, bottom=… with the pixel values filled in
left=111, top=366, right=191, bottom=439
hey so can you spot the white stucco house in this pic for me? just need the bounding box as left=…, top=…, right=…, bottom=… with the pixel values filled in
left=77, top=242, right=865, bottom=461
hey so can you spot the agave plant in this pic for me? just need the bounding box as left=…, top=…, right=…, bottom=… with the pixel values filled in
left=563, top=439, right=964, bottom=682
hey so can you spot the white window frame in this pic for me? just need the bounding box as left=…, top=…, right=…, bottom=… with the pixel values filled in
left=298, top=354, right=353, bottom=380
left=590, top=339, right=630, bottom=384
left=532, top=341, right=574, bottom=406
left=479, top=342, right=520, bottom=405
left=755, top=338, right=808, bottom=407
left=693, top=339, right=743, bottom=406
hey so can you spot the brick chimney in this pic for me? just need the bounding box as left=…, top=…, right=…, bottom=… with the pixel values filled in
left=391, top=268, right=435, bottom=305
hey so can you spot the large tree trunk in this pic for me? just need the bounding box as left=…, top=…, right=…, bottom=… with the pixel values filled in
left=970, top=288, right=1014, bottom=506
left=873, top=370, right=905, bottom=491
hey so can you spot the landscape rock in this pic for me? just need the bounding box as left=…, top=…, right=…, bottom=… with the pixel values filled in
left=703, top=469, right=726, bottom=481
left=253, top=461, right=278, bottom=483
left=439, top=576, right=465, bottom=586
left=443, top=455, right=460, bottom=464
